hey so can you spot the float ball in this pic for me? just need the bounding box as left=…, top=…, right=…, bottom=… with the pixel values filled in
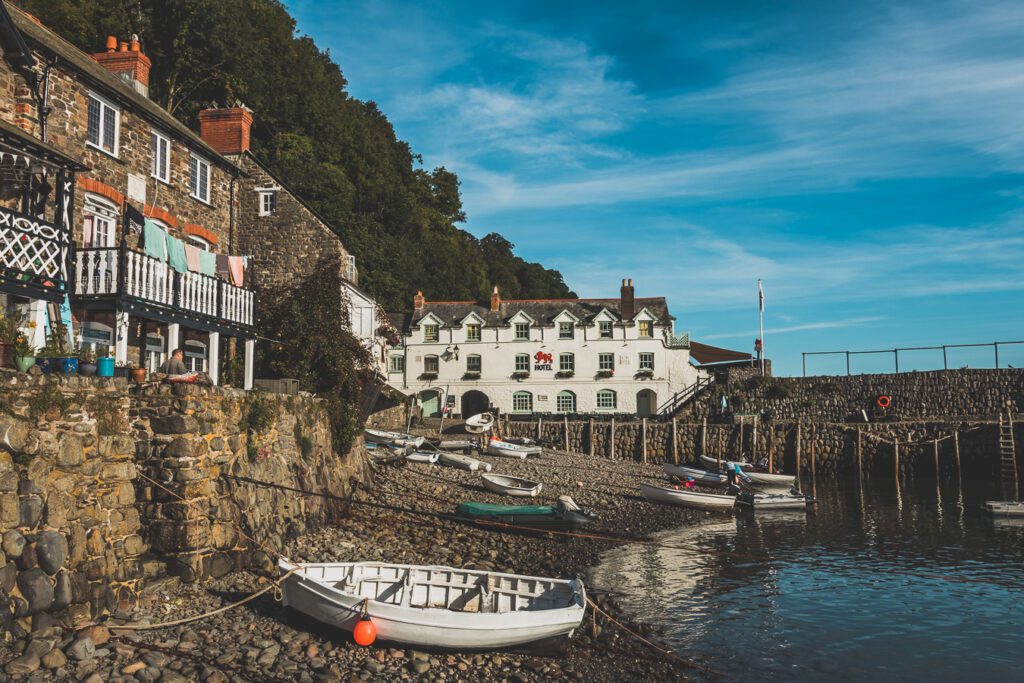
left=353, top=617, right=377, bottom=646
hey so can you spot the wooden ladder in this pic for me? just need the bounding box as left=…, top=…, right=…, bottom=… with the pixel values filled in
left=998, top=406, right=1019, bottom=500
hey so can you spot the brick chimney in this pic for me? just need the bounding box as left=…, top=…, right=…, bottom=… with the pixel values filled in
left=490, top=286, right=501, bottom=312
left=197, top=106, right=254, bottom=155
left=93, top=34, right=151, bottom=97
left=413, top=291, right=425, bottom=311
left=620, top=278, right=635, bottom=320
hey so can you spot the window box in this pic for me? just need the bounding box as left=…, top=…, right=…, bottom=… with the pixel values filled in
left=462, top=371, right=481, bottom=380
left=635, top=369, right=654, bottom=379
left=511, top=371, right=530, bottom=380
left=555, top=370, right=574, bottom=379
left=596, top=369, right=614, bottom=378
left=419, top=372, right=438, bottom=381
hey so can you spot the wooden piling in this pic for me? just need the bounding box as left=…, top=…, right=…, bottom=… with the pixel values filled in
left=810, top=423, right=817, bottom=498
left=717, top=427, right=723, bottom=470
left=933, top=438, right=940, bottom=477
left=588, top=418, right=595, bottom=457
left=537, top=417, right=542, bottom=441
left=795, top=421, right=802, bottom=487
left=753, top=415, right=758, bottom=462
left=701, top=417, right=707, bottom=457
left=610, top=419, right=616, bottom=460
left=953, top=430, right=962, bottom=488
left=894, top=442, right=900, bottom=481
left=672, top=418, right=678, bottom=464
left=564, top=416, right=569, bottom=452
left=767, top=426, right=774, bottom=473
left=856, top=427, right=863, bottom=481
left=641, top=418, right=648, bottom=464
left=738, top=418, right=745, bottom=460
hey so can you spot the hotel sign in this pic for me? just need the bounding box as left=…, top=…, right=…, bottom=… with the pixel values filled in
left=534, top=350, right=553, bottom=371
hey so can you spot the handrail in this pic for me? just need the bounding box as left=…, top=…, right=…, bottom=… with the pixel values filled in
left=802, top=340, right=1024, bottom=376
left=657, top=374, right=713, bottom=415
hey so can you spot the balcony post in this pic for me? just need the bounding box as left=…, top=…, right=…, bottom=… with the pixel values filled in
left=114, top=309, right=129, bottom=364
left=167, top=323, right=181, bottom=356
left=244, top=338, right=255, bottom=390
left=27, top=299, right=47, bottom=350
left=208, top=332, right=220, bottom=386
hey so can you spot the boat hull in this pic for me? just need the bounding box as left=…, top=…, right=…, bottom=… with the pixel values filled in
left=486, top=441, right=541, bottom=458
left=437, top=451, right=491, bottom=472
left=640, top=483, right=735, bottom=512
left=279, top=560, right=585, bottom=649
left=736, top=492, right=812, bottom=510
left=984, top=501, right=1024, bottom=517
left=464, top=413, right=495, bottom=434
left=406, top=451, right=439, bottom=464
left=663, top=463, right=728, bottom=487
left=365, top=429, right=425, bottom=449
left=481, top=474, right=542, bottom=497
left=697, top=455, right=795, bottom=490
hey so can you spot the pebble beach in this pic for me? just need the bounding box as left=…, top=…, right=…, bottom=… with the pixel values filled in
left=1, top=444, right=713, bottom=682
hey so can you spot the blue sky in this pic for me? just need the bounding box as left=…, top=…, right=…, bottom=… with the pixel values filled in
left=287, top=0, right=1024, bottom=376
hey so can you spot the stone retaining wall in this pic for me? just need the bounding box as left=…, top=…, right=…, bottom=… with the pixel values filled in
left=0, top=371, right=366, bottom=634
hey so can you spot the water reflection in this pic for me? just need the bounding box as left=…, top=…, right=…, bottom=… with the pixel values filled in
left=589, top=477, right=1024, bottom=681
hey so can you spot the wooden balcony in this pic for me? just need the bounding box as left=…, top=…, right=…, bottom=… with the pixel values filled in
left=0, top=204, right=71, bottom=302
left=74, top=247, right=255, bottom=332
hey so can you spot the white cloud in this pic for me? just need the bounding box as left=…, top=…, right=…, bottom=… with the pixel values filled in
left=703, top=317, right=886, bottom=341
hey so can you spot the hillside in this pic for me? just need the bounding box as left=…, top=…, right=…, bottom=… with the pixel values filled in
left=15, top=0, right=575, bottom=311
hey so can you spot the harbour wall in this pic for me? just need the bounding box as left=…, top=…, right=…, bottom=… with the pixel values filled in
left=0, top=372, right=367, bottom=631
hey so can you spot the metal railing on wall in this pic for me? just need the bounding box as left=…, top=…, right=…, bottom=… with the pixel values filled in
left=802, top=340, right=1024, bottom=376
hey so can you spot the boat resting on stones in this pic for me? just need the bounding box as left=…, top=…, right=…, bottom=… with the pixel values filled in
left=405, top=450, right=440, bottom=464
left=640, top=483, right=735, bottom=512
left=984, top=500, right=1024, bottom=517
left=481, top=473, right=543, bottom=497
left=455, top=496, right=595, bottom=531
left=486, top=438, right=542, bottom=458
left=278, top=559, right=586, bottom=649
left=437, top=451, right=492, bottom=472
left=662, top=463, right=728, bottom=487
left=698, top=455, right=796, bottom=491
left=464, top=413, right=496, bottom=434
left=364, top=429, right=425, bottom=449
left=735, top=490, right=815, bottom=511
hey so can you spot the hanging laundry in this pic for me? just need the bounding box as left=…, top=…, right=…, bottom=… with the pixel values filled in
left=166, top=234, right=188, bottom=273
left=199, top=250, right=217, bottom=277
left=142, top=219, right=168, bottom=261
left=184, top=243, right=202, bottom=273
left=228, top=255, right=245, bottom=287
left=216, top=254, right=231, bottom=281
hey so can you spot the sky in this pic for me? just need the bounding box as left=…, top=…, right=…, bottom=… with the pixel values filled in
left=286, top=0, right=1024, bottom=376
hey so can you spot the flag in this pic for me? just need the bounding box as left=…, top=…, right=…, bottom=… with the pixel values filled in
left=758, top=279, right=764, bottom=313
left=125, top=203, right=145, bottom=236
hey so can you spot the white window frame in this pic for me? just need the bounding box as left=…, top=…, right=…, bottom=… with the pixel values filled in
left=638, top=320, right=653, bottom=338
left=187, top=234, right=212, bottom=252
left=466, top=354, right=482, bottom=373
left=599, top=320, right=613, bottom=339
left=514, top=322, right=530, bottom=340
left=559, top=353, right=575, bottom=372
left=466, top=323, right=481, bottom=342
left=597, top=389, right=617, bottom=410
left=83, top=194, right=118, bottom=248
left=424, top=355, right=439, bottom=373
left=258, top=189, right=277, bottom=216
left=639, top=352, right=655, bottom=370
left=514, top=354, right=530, bottom=372
left=189, top=154, right=211, bottom=203
left=512, top=391, right=533, bottom=413
left=145, top=332, right=166, bottom=374
left=598, top=353, right=614, bottom=371
left=423, top=324, right=439, bottom=342
left=87, top=92, right=120, bottom=156
left=183, top=340, right=207, bottom=373
left=556, top=390, right=576, bottom=413
left=150, top=129, right=171, bottom=183
left=559, top=321, right=574, bottom=339
left=388, top=355, right=405, bottom=373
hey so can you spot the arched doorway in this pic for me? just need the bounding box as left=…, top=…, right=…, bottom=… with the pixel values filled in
left=420, top=390, right=442, bottom=418
left=636, top=389, right=658, bottom=417
left=461, top=390, right=490, bottom=417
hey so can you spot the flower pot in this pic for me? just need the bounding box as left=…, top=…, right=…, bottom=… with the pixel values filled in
left=78, top=362, right=97, bottom=377
left=59, top=357, right=79, bottom=375
left=0, top=343, right=11, bottom=368
left=97, top=357, right=114, bottom=377
left=13, top=356, right=35, bottom=373
left=36, top=357, right=56, bottom=374
left=131, top=368, right=147, bottom=383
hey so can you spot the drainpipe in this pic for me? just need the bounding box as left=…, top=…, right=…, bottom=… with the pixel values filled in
left=36, top=59, right=55, bottom=142
left=228, top=175, right=236, bottom=253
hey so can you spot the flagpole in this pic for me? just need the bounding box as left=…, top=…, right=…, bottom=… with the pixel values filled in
left=758, top=279, right=765, bottom=376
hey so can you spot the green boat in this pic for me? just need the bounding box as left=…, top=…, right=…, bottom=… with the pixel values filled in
left=455, top=497, right=596, bottom=531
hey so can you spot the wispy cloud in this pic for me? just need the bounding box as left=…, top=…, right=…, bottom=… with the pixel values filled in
left=703, top=317, right=885, bottom=341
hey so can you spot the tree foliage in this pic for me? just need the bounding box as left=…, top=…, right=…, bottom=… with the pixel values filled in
left=16, top=0, right=575, bottom=310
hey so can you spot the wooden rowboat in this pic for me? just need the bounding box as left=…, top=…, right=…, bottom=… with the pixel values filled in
left=698, top=455, right=795, bottom=490
left=639, top=483, right=736, bottom=512
left=984, top=501, right=1024, bottom=517
left=278, top=559, right=586, bottom=649
left=405, top=450, right=439, bottom=464
left=464, top=413, right=495, bottom=434
left=365, top=429, right=425, bottom=449
left=662, top=463, right=728, bottom=487
left=481, top=473, right=543, bottom=497
left=437, top=451, right=492, bottom=472
left=736, top=491, right=814, bottom=511
left=486, top=439, right=542, bottom=458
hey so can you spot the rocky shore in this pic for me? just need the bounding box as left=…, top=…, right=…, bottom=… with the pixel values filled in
left=1, top=445, right=715, bottom=682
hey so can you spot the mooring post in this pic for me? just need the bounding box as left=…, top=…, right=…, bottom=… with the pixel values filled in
left=588, top=418, right=595, bottom=457
left=537, top=417, right=542, bottom=441
left=641, top=418, right=648, bottom=464
left=701, top=417, right=707, bottom=457
left=717, top=427, right=723, bottom=470
left=672, top=418, right=678, bottom=464
left=564, top=416, right=569, bottom=452
left=857, top=427, right=863, bottom=481
left=795, top=421, right=802, bottom=487
left=753, top=415, right=758, bottom=462
left=933, top=438, right=940, bottom=477
left=610, top=418, right=616, bottom=460
left=953, top=429, right=962, bottom=490
left=767, top=426, right=774, bottom=473
left=894, top=441, right=900, bottom=481
left=810, top=423, right=817, bottom=498
left=738, top=417, right=745, bottom=460
left=505, top=414, right=510, bottom=437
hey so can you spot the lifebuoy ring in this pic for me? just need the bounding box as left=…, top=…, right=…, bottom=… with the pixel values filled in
left=877, top=395, right=891, bottom=408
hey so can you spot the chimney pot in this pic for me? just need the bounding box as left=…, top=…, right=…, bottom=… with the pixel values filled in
left=119, top=41, right=128, bottom=52
left=198, top=106, right=254, bottom=155
left=490, top=285, right=501, bottom=312
left=105, top=35, right=117, bottom=52
left=130, top=37, right=140, bottom=52
left=94, top=37, right=152, bottom=96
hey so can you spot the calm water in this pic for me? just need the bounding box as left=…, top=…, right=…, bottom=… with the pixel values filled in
left=589, top=477, right=1024, bottom=681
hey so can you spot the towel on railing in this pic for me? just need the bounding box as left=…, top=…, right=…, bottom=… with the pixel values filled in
left=166, top=234, right=188, bottom=273
left=199, top=250, right=216, bottom=277
left=215, top=254, right=230, bottom=281
left=228, top=255, right=245, bottom=287
left=184, top=244, right=202, bottom=273
left=143, top=220, right=168, bottom=261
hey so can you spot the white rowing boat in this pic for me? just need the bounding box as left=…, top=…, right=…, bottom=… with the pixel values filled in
left=278, top=560, right=586, bottom=648
left=464, top=413, right=495, bottom=434
left=405, top=450, right=439, bottom=464
left=698, top=455, right=795, bottom=491
left=984, top=501, right=1024, bottom=517
left=736, top=491, right=814, bottom=510
left=365, top=429, right=425, bottom=449
left=639, top=483, right=736, bottom=512
left=437, top=451, right=492, bottom=472
left=662, top=463, right=728, bottom=487
left=486, top=439, right=542, bottom=458
left=481, top=473, right=543, bottom=497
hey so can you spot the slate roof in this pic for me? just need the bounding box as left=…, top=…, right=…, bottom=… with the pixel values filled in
left=6, top=3, right=239, bottom=171
left=404, top=297, right=674, bottom=330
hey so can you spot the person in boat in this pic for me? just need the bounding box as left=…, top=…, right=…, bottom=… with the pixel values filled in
left=727, top=463, right=751, bottom=496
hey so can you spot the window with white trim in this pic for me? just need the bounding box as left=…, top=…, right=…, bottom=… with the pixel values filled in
left=87, top=93, right=119, bottom=155
left=183, top=340, right=207, bottom=373
left=259, top=190, right=277, bottom=216
left=599, top=353, right=614, bottom=371
left=599, top=320, right=613, bottom=338
left=466, top=354, right=482, bottom=373
left=559, top=353, right=574, bottom=372
left=639, top=352, right=655, bottom=370
left=388, top=355, right=405, bottom=373
left=424, top=355, right=439, bottom=373
left=597, top=389, right=617, bottom=410
left=638, top=320, right=653, bottom=338
left=145, top=333, right=165, bottom=374
left=83, top=194, right=118, bottom=248
left=423, top=324, right=439, bottom=342
left=187, top=234, right=212, bottom=252
left=189, top=154, right=210, bottom=203
left=556, top=390, right=576, bottom=413
left=466, top=323, right=481, bottom=342
left=512, top=391, right=533, bottom=412
left=514, top=322, right=530, bottom=340
left=514, top=354, right=530, bottom=372
left=559, top=321, right=574, bottom=339
left=150, top=130, right=170, bottom=182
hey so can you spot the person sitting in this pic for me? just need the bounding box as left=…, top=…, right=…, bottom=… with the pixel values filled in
left=158, top=348, right=187, bottom=376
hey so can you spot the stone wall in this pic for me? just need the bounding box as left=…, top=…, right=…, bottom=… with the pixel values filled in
left=0, top=372, right=366, bottom=633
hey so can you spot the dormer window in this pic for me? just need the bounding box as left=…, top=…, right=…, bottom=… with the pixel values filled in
left=466, top=323, right=481, bottom=341
left=259, top=190, right=277, bottom=216
left=87, top=93, right=120, bottom=156
left=559, top=322, right=574, bottom=339
left=423, top=324, right=439, bottom=342
left=638, top=320, right=653, bottom=338
left=599, top=321, right=613, bottom=339
left=514, top=322, right=530, bottom=340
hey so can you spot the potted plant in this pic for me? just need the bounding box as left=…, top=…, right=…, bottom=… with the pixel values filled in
left=96, top=347, right=114, bottom=377
left=635, top=368, right=654, bottom=379
left=0, top=309, right=28, bottom=368
left=38, top=322, right=76, bottom=374
left=596, top=369, right=614, bottom=379
left=12, top=333, right=36, bottom=372
left=462, top=371, right=481, bottom=380
left=128, top=362, right=148, bottom=384
left=78, top=347, right=97, bottom=377
left=511, top=371, right=530, bottom=381
left=555, top=370, right=574, bottom=379
left=419, top=372, right=438, bottom=381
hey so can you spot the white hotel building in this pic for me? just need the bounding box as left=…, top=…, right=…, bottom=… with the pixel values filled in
left=388, top=280, right=707, bottom=418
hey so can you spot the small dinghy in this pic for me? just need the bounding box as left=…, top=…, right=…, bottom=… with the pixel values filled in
left=365, top=429, right=425, bottom=449
left=486, top=438, right=542, bottom=458
left=455, top=496, right=595, bottom=531
left=698, top=455, right=795, bottom=490
left=464, top=413, right=495, bottom=434
left=663, top=463, right=728, bottom=487
left=640, top=483, right=735, bottom=512
left=481, top=473, right=543, bottom=498
left=278, top=560, right=586, bottom=649
left=437, top=451, right=492, bottom=472
left=736, top=490, right=814, bottom=511
left=405, top=450, right=439, bottom=464
left=984, top=501, right=1024, bottom=517
left=437, top=440, right=476, bottom=454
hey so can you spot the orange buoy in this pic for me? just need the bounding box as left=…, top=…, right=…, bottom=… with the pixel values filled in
left=877, top=395, right=891, bottom=408
left=353, top=617, right=377, bottom=646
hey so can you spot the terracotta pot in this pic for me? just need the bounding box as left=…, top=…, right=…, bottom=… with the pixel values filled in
left=13, top=356, right=35, bottom=373
left=131, top=368, right=147, bottom=383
